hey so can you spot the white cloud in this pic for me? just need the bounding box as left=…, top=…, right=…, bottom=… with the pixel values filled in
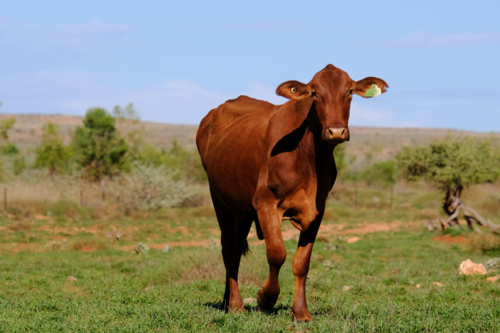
left=0, top=18, right=133, bottom=70
left=356, top=31, right=500, bottom=49
left=180, top=21, right=315, bottom=31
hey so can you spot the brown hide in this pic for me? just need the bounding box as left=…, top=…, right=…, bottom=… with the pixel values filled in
left=196, top=64, right=388, bottom=321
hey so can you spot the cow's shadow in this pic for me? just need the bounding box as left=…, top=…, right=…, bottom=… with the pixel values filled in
left=201, top=301, right=290, bottom=316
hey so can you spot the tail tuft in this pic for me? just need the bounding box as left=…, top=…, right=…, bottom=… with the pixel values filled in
left=241, top=239, right=251, bottom=256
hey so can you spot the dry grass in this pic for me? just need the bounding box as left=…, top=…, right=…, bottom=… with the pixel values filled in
left=465, top=233, right=500, bottom=252
left=70, top=239, right=109, bottom=252
left=1, top=173, right=212, bottom=221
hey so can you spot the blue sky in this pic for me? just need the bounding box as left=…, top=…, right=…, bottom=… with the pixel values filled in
left=1, top=0, right=499, bottom=131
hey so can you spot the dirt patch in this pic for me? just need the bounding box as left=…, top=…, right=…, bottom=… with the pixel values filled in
left=431, top=235, right=466, bottom=244
left=250, top=222, right=403, bottom=242
left=117, top=239, right=220, bottom=252
left=8, top=222, right=31, bottom=231
left=90, top=224, right=105, bottom=230
left=337, top=224, right=393, bottom=235
left=78, top=246, right=97, bottom=252
left=0, top=243, right=43, bottom=253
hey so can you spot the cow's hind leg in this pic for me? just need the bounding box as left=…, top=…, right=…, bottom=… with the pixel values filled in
left=211, top=191, right=250, bottom=312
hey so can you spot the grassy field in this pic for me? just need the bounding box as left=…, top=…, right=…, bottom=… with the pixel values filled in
left=1, top=184, right=500, bottom=332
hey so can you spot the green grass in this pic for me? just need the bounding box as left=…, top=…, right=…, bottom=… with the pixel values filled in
left=1, top=183, right=500, bottom=332
left=2, top=227, right=500, bottom=331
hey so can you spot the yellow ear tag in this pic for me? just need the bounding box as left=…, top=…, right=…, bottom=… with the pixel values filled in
left=364, top=84, right=381, bottom=97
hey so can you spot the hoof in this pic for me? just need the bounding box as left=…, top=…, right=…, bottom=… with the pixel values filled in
left=224, top=299, right=246, bottom=313
left=292, top=309, right=313, bottom=323
left=229, top=305, right=246, bottom=313
left=257, top=289, right=278, bottom=310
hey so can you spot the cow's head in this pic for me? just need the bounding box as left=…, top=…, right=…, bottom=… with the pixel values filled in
left=276, top=64, right=388, bottom=144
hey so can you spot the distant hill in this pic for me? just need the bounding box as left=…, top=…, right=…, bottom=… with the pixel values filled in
left=1, top=114, right=498, bottom=170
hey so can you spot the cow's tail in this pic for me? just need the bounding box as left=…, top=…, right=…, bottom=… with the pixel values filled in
left=241, top=239, right=250, bottom=256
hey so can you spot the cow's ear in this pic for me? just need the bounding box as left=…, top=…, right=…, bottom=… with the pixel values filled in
left=353, top=77, right=389, bottom=98
left=276, top=80, right=312, bottom=101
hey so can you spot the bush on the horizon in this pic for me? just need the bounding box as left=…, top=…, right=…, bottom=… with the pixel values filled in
left=73, top=108, right=129, bottom=182
left=35, top=123, right=73, bottom=176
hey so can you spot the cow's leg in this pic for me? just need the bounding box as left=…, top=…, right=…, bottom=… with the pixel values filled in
left=211, top=191, right=248, bottom=312
left=256, top=203, right=286, bottom=310
left=291, top=214, right=322, bottom=322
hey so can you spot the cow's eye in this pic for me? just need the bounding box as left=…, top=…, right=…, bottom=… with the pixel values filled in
left=290, top=87, right=296, bottom=94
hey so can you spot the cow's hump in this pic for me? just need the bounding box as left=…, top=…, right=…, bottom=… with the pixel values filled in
left=221, top=95, right=275, bottom=117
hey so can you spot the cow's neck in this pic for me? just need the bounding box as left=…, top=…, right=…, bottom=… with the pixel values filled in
left=309, top=102, right=335, bottom=171
left=297, top=103, right=336, bottom=198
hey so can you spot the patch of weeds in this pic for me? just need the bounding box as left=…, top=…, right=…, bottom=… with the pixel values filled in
left=49, top=198, right=88, bottom=220
left=442, top=227, right=466, bottom=237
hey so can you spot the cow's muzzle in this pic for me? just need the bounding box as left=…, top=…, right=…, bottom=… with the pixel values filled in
left=323, top=125, right=349, bottom=143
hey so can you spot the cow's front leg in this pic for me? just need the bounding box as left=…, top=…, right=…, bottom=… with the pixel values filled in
left=256, top=201, right=286, bottom=310
left=292, top=214, right=322, bottom=322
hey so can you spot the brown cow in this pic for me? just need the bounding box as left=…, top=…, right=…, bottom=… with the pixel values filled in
left=196, top=64, right=388, bottom=322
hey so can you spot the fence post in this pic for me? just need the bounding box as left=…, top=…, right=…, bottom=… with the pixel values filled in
left=354, top=185, right=358, bottom=208
left=80, top=190, right=83, bottom=206
left=390, top=186, right=393, bottom=208
left=3, top=187, right=6, bottom=211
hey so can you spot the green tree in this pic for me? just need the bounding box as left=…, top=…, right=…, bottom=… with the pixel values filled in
left=73, top=108, right=128, bottom=182
left=112, top=103, right=140, bottom=122
left=35, top=123, right=72, bottom=175
left=396, top=136, right=500, bottom=194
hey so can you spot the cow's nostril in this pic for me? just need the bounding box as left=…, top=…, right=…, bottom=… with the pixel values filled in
left=328, top=128, right=334, bottom=135
left=341, top=129, right=345, bottom=135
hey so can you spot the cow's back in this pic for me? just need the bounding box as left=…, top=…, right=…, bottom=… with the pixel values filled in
left=196, top=96, right=277, bottom=213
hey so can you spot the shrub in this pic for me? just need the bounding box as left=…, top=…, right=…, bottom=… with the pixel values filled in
left=0, top=142, right=19, bottom=155
left=12, top=155, right=26, bottom=176
left=116, top=162, right=189, bottom=211
left=465, top=233, right=500, bottom=253
left=35, top=123, right=72, bottom=175
left=49, top=198, right=88, bottom=220
left=136, top=140, right=207, bottom=182
left=359, top=160, right=396, bottom=187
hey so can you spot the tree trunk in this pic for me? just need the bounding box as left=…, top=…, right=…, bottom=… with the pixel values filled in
left=425, top=195, right=500, bottom=234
